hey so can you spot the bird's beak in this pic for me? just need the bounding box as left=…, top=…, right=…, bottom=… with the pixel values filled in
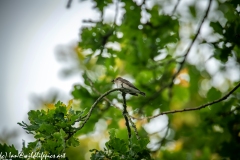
left=111, top=79, right=114, bottom=83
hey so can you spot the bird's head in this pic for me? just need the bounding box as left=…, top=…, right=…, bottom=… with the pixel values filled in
left=111, top=77, right=122, bottom=83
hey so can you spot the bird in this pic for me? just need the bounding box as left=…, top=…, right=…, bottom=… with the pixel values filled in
left=111, top=77, right=145, bottom=96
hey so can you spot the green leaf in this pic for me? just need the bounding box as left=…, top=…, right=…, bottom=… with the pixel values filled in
left=207, top=87, right=221, bottom=101
left=94, top=0, right=112, bottom=13
left=67, top=136, right=80, bottom=147
left=189, top=5, right=197, bottom=18
left=210, top=21, right=223, bottom=35
left=0, top=143, right=18, bottom=153
left=108, top=128, right=116, bottom=138
left=71, top=85, right=92, bottom=99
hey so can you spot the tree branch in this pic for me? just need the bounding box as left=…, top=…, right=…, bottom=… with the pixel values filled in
left=169, top=0, right=212, bottom=88
left=76, top=88, right=123, bottom=131
left=158, top=120, right=169, bottom=150
left=87, top=77, right=122, bottom=111
left=146, top=82, right=240, bottom=119
left=86, top=77, right=141, bottom=138
left=77, top=79, right=240, bottom=131
left=140, top=0, right=146, bottom=7
left=82, top=19, right=99, bottom=23
left=171, top=0, right=180, bottom=16
left=122, top=92, right=131, bottom=139
left=66, top=0, right=72, bottom=9
left=83, top=79, right=239, bottom=122
left=127, top=114, right=140, bottom=140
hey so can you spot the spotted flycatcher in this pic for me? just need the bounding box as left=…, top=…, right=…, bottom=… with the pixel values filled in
left=112, top=77, right=145, bottom=96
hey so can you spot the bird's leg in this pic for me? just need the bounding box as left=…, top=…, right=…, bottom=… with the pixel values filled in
left=121, top=83, right=124, bottom=88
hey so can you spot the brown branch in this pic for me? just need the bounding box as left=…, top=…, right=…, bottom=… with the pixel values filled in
left=154, top=120, right=170, bottom=151
left=127, top=114, right=140, bottom=140
left=169, top=0, right=212, bottom=88
left=76, top=88, right=123, bottom=131
left=82, top=19, right=99, bottom=23
left=87, top=77, right=139, bottom=139
left=66, top=0, right=72, bottom=9
left=122, top=92, right=131, bottom=139
left=87, top=77, right=122, bottom=111
left=160, top=121, right=169, bottom=141
left=81, top=79, right=240, bottom=125
left=140, top=0, right=146, bottom=7
left=146, top=82, right=240, bottom=119
left=171, top=0, right=180, bottom=15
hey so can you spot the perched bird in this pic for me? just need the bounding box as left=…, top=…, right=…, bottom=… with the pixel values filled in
left=112, top=77, right=145, bottom=96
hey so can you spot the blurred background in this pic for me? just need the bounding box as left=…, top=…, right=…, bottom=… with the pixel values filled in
left=0, top=0, right=98, bottom=149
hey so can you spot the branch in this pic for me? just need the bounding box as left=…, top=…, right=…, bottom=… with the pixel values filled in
left=87, top=77, right=138, bottom=139
left=140, top=0, right=146, bottom=7
left=158, top=120, right=169, bottom=149
left=151, top=120, right=170, bottom=151
left=87, top=77, right=122, bottom=111
left=66, top=0, right=72, bottom=9
left=87, top=76, right=138, bottom=119
left=127, top=114, right=140, bottom=140
left=169, top=0, right=212, bottom=88
left=146, top=82, right=240, bottom=119
left=171, top=0, right=180, bottom=16
left=122, top=92, right=131, bottom=139
left=76, top=88, right=123, bottom=131
left=82, top=19, right=99, bottom=23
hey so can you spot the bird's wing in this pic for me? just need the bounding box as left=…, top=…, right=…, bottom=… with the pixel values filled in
left=121, top=78, right=140, bottom=91
left=129, top=92, right=138, bottom=96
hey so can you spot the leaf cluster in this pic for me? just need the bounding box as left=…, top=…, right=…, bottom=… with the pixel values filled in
left=17, top=101, right=84, bottom=154
left=90, top=129, right=152, bottom=160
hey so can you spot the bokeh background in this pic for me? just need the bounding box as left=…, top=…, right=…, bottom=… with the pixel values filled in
left=0, top=0, right=98, bottom=149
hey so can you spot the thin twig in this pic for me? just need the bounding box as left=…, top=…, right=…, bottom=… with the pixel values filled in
left=87, top=76, right=138, bottom=120
left=147, top=82, right=240, bottom=119
left=122, top=92, right=131, bottom=139
left=86, top=78, right=240, bottom=121
left=66, top=0, right=72, bottom=9
left=157, top=120, right=170, bottom=150
left=171, top=0, right=180, bottom=15
left=127, top=114, right=140, bottom=140
left=87, top=77, right=122, bottom=111
left=169, top=0, right=212, bottom=88
left=87, top=77, right=139, bottom=139
left=140, top=0, right=146, bottom=7
left=82, top=19, right=99, bottom=23
left=76, top=88, right=123, bottom=131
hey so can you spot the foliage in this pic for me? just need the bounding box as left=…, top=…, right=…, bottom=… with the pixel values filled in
left=18, top=101, right=82, bottom=154
left=0, top=143, right=18, bottom=153
left=90, top=129, right=152, bottom=160
left=1, top=0, right=240, bottom=159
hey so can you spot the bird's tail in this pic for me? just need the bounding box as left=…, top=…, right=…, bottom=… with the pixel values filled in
left=139, top=91, right=146, bottom=96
